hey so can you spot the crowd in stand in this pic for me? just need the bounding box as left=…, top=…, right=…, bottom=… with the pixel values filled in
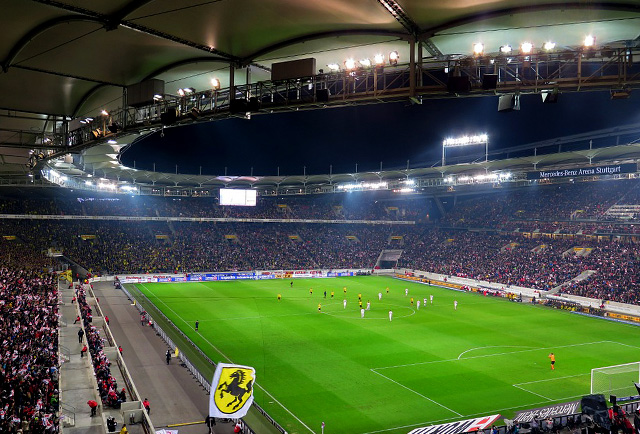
left=0, top=268, right=59, bottom=433
left=2, top=178, right=640, bottom=306
left=0, top=191, right=430, bottom=222
left=440, top=178, right=640, bottom=227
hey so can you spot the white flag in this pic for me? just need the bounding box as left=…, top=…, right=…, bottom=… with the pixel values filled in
left=209, top=363, right=256, bottom=419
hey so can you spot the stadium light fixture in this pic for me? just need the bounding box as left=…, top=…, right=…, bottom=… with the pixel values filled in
left=374, top=53, right=385, bottom=65
left=344, top=58, right=356, bottom=70
left=177, top=88, right=185, bottom=96
left=359, top=58, right=371, bottom=67
left=153, top=94, right=163, bottom=101
left=210, top=78, right=221, bottom=90
left=473, top=43, right=484, bottom=56
left=520, top=42, right=533, bottom=54
left=442, top=134, right=489, bottom=166
left=584, top=35, right=596, bottom=48
left=542, top=41, right=556, bottom=51
left=500, top=45, right=512, bottom=54
left=100, top=109, right=109, bottom=116
left=327, top=63, right=340, bottom=71
left=389, top=51, right=399, bottom=65
left=184, top=87, right=195, bottom=94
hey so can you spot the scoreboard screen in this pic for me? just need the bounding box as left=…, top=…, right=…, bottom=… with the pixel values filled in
left=219, top=189, right=257, bottom=206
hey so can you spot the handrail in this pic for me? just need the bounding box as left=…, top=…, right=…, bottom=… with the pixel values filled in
left=61, top=402, right=76, bottom=427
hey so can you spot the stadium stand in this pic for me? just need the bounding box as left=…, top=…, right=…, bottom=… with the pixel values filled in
left=0, top=269, right=60, bottom=433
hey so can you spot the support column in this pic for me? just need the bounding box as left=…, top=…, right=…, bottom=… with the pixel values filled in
left=409, top=38, right=416, bottom=97
left=229, top=65, right=235, bottom=101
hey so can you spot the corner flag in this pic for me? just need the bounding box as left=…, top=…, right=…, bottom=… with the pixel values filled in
left=209, top=363, right=256, bottom=419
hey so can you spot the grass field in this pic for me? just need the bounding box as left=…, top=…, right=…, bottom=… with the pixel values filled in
left=135, top=276, right=640, bottom=434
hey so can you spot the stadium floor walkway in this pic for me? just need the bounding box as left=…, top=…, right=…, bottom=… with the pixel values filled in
left=93, top=282, right=235, bottom=434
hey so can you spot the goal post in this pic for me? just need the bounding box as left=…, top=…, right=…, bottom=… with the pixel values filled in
left=591, top=362, right=640, bottom=396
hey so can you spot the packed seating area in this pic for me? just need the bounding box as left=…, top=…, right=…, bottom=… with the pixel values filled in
left=1, top=178, right=640, bottom=307
left=0, top=191, right=431, bottom=222
left=440, top=178, right=640, bottom=227
left=0, top=268, right=59, bottom=433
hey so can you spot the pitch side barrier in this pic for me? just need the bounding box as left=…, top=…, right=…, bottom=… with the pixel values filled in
left=0, top=213, right=414, bottom=225
left=115, top=281, right=285, bottom=434
left=110, top=268, right=372, bottom=284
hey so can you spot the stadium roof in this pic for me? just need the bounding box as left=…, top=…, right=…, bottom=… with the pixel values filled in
left=2, top=0, right=640, bottom=181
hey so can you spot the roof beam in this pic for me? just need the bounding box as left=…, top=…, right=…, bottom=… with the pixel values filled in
left=376, top=0, right=421, bottom=36
left=241, top=29, right=409, bottom=64
left=1, top=15, right=104, bottom=72
left=28, top=0, right=239, bottom=61
left=13, top=64, right=122, bottom=87
left=421, top=2, right=640, bottom=39
left=141, top=57, right=234, bottom=82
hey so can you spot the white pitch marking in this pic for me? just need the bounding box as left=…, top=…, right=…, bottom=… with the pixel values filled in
left=457, top=345, right=537, bottom=360
left=511, top=384, right=553, bottom=401
left=514, top=373, right=589, bottom=386
left=370, top=369, right=462, bottom=417
left=139, top=284, right=317, bottom=434
left=374, top=341, right=610, bottom=370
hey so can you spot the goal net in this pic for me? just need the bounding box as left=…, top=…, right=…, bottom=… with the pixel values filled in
left=591, top=362, right=640, bottom=396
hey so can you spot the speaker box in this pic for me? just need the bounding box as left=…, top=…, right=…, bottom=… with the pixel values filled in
left=160, top=108, right=178, bottom=125
left=447, top=76, right=471, bottom=93
left=229, top=98, right=248, bottom=114
left=316, top=89, right=330, bottom=102
left=498, top=94, right=520, bottom=112
left=482, top=74, right=498, bottom=90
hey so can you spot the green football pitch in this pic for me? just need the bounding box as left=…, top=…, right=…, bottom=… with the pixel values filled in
left=133, top=276, right=640, bottom=434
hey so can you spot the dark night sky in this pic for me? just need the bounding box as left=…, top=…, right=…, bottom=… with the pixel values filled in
left=121, top=90, right=640, bottom=176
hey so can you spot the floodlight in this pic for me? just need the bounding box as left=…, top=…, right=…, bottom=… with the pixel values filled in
left=389, top=51, right=399, bottom=65
left=374, top=53, right=385, bottom=65
left=542, top=41, right=556, bottom=51
left=344, top=58, right=356, bottom=70
left=177, top=88, right=185, bottom=96
left=85, top=117, right=94, bottom=123
left=520, top=42, right=533, bottom=54
left=473, top=43, right=484, bottom=55
left=584, top=35, right=596, bottom=47
left=153, top=94, right=163, bottom=101
left=210, top=78, right=221, bottom=90
left=184, top=87, right=195, bottom=94
left=359, top=58, right=371, bottom=67
left=100, top=109, right=109, bottom=116
left=500, top=45, right=512, bottom=54
left=327, top=63, right=340, bottom=71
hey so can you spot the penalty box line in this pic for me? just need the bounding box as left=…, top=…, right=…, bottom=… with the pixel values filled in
left=139, top=284, right=318, bottom=434
left=370, top=369, right=463, bottom=417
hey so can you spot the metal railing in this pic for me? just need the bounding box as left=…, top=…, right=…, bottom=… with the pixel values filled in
left=61, top=402, right=76, bottom=427
left=59, top=345, right=71, bottom=364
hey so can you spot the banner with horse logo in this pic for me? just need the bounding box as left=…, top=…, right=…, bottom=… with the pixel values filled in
left=209, top=363, right=256, bottom=419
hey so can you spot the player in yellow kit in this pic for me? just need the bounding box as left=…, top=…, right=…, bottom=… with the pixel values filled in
left=548, top=353, right=555, bottom=370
